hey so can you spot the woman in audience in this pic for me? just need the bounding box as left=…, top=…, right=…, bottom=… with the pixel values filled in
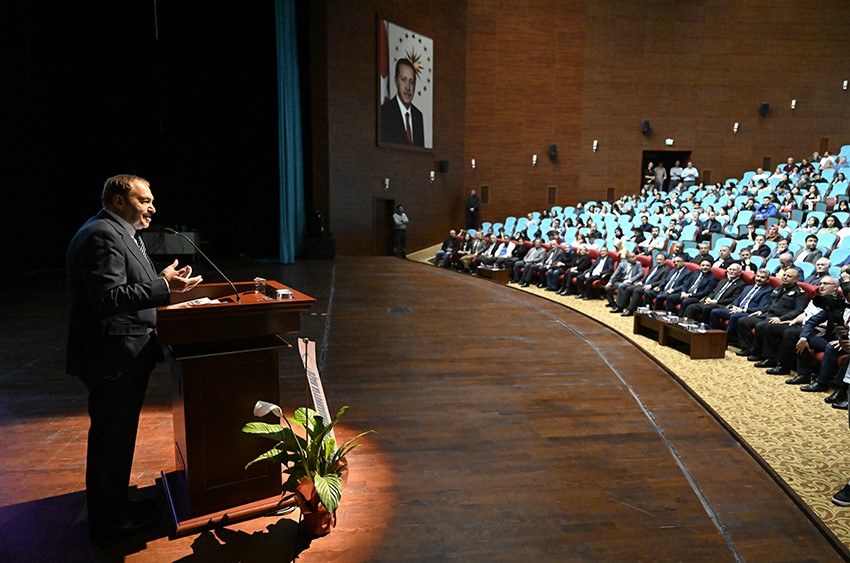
left=837, top=200, right=850, bottom=214
left=777, top=216, right=792, bottom=238
left=765, top=224, right=783, bottom=243
left=777, top=192, right=798, bottom=218
left=558, top=244, right=591, bottom=296
left=819, top=214, right=841, bottom=235
left=802, top=184, right=822, bottom=210
left=571, top=232, right=587, bottom=250
left=610, top=227, right=627, bottom=252
left=769, top=165, right=785, bottom=179
left=795, top=216, right=821, bottom=235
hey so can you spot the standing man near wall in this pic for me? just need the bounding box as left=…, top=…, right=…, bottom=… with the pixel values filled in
left=466, top=189, right=480, bottom=230
left=67, top=174, right=202, bottom=540
left=392, top=204, right=409, bottom=258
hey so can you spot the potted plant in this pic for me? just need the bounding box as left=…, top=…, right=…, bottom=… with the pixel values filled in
left=242, top=403, right=373, bottom=538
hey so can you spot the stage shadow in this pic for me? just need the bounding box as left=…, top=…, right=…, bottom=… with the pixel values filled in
left=175, top=518, right=310, bottom=562
left=0, top=486, right=170, bottom=563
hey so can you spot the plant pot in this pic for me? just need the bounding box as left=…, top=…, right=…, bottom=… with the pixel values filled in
left=294, top=479, right=337, bottom=538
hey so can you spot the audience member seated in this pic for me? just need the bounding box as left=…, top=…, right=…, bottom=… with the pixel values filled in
left=738, top=248, right=758, bottom=273
left=664, top=258, right=718, bottom=313
left=612, top=253, right=670, bottom=315
left=805, top=258, right=832, bottom=285
left=458, top=231, right=489, bottom=272
left=819, top=215, right=841, bottom=235
left=450, top=232, right=473, bottom=269
left=504, top=232, right=531, bottom=272
left=696, top=209, right=722, bottom=243
left=531, top=242, right=568, bottom=289
left=510, top=238, right=547, bottom=287
left=766, top=238, right=790, bottom=260
left=688, top=242, right=716, bottom=264
left=773, top=252, right=803, bottom=276
left=638, top=225, right=665, bottom=255
left=737, top=269, right=809, bottom=358
left=544, top=244, right=573, bottom=291
left=709, top=269, right=773, bottom=344
left=754, top=196, right=777, bottom=224
left=575, top=247, right=615, bottom=299
left=434, top=229, right=459, bottom=267
left=558, top=244, right=592, bottom=296
left=747, top=234, right=771, bottom=258
left=794, top=234, right=823, bottom=265
left=754, top=277, right=840, bottom=377
left=604, top=251, right=643, bottom=307
left=795, top=290, right=850, bottom=394
left=478, top=234, right=514, bottom=269
left=683, top=263, right=746, bottom=322
left=647, top=255, right=690, bottom=311
left=712, top=246, right=735, bottom=269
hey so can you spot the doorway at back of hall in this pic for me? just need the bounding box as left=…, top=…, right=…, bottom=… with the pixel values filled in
left=642, top=150, right=692, bottom=192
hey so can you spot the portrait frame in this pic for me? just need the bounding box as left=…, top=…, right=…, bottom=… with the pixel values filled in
left=376, top=16, right=434, bottom=151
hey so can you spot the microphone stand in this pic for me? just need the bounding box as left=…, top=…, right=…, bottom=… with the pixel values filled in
left=163, top=228, right=242, bottom=303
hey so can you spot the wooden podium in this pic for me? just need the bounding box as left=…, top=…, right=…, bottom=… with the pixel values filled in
left=156, top=280, right=315, bottom=536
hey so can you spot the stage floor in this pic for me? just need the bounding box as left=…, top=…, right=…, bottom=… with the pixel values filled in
left=0, top=256, right=847, bottom=561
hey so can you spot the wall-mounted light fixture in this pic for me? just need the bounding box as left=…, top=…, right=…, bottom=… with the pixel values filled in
left=665, top=138, right=675, bottom=146
left=384, top=178, right=390, bottom=191
left=844, top=80, right=849, bottom=91
left=532, top=154, right=538, bottom=167
left=733, top=122, right=740, bottom=134
left=429, top=170, right=435, bottom=184
left=471, top=158, right=476, bottom=170
left=592, top=139, right=598, bottom=152
left=791, top=99, right=797, bottom=110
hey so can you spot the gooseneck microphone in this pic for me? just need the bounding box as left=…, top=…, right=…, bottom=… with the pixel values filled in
left=163, top=228, right=242, bottom=303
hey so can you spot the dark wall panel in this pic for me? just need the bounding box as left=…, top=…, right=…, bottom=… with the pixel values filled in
left=315, top=1, right=468, bottom=255
left=465, top=0, right=850, bottom=227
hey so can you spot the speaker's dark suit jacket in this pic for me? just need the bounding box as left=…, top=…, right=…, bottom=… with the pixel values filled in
left=67, top=208, right=174, bottom=525
left=380, top=96, right=425, bottom=147
left=66, top=209, right=171, bottom=381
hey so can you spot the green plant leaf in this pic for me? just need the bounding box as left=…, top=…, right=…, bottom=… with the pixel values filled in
left=241, top=422, right=289, bottom=441
left=245, top=446, right=299, bottom=468
left=313, top=473, right=342, bottom=514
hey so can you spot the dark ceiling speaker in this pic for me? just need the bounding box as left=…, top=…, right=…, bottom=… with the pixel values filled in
left=759, top=103, right=769, bottom=117
left=548, top=144, right=557, bottom=161
left=439, top=160, right=449, bottom=173
left=641, top=120, right=651, bottom=135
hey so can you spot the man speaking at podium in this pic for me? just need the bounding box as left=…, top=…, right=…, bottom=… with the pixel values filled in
left=66, top=174, right=201, bottom=540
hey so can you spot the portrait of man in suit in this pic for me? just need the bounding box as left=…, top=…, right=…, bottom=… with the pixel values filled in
left=380, top=58, right=425, bottom=147
left=377, top=19, right=433, bottom=149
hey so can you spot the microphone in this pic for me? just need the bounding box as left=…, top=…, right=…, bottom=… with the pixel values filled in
left=163, top=228, right=242, bottom=303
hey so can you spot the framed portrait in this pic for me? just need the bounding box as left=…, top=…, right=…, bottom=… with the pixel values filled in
left=377, top=17, right=434, bottom=150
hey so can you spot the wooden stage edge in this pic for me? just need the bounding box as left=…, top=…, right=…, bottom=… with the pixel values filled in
left=494, top=275, right=850, bottom=560
left=161, top=470, right=296, bottom=537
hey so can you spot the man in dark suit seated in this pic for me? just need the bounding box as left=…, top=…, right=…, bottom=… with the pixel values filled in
left=380, top=58, right=425, bottom=147
left=737, top=268, right=809, bottom=358
left=67, top=174, right=202, bottom=540
left=664, top=258, right=718, bottom=313
left=575, top=246, right=615, bottom=299
left=709, top=269, right=773, bottom=343
left=682, top=262, right=746, bottom=322
left=613, top=252, right=670, bottom=315
left=647, top=255, right=690, bottom=310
